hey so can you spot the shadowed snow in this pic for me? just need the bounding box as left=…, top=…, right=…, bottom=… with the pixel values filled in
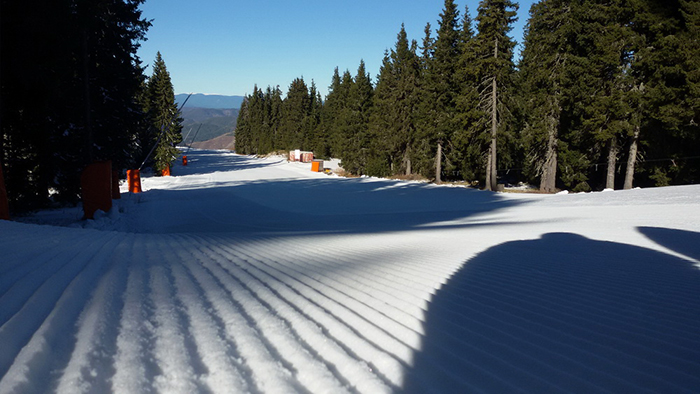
left=1, top=150, right=699, bottom=393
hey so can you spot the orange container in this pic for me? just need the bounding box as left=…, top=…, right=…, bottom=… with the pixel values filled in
left=161, top=166, right=171, bottom=176
left=311, top=160, right=324, bottom=172
left=111, top=170, right=121, bottom=200
left=127, top=169, right=142, bottom=193
left=81, top=161, right=113, bottom=220
left=0, top=162, right=9, bottom=220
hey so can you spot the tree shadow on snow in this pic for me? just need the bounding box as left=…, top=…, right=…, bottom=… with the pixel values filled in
left=638, top=226, right=700, bottom=262
left=130, top=176, right=527, bottom=235
left=169, top=150, right=285, bottom=176
left=403, top=231, right=700, bottom=393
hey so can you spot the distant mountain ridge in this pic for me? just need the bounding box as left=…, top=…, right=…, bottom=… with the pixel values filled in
left=181, top=107, right=239, bottom=144
left=175, top=94, right=242, bottom=149
left=176, top=93, right=244, bottom=109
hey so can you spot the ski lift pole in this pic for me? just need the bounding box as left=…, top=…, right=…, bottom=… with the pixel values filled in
left=138, top=93, right=193, bottom=171
left=182, top=127, right=194, bottom=147
left=185, top=123, right=203, bottom=154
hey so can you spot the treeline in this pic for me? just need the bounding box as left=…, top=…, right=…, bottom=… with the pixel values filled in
left=1, top=1, right=182, bottom=211
left=236, top=0, right=699, bottom=191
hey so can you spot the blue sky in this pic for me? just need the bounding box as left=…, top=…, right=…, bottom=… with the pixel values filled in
left=137, top=0, right=535, bottom=98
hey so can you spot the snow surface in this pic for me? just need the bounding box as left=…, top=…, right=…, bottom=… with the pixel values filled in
left=2, top=149, right=700, bottom=393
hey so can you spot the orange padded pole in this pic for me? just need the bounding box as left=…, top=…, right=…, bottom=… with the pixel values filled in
left=81, top=161, right=113, bottom=219
left=127, top=169, right=142, bottom=193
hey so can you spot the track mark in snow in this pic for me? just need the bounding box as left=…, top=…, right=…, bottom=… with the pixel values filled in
left=111, top=236, right=157, bottom=394
left=192, top=234, right=396, bottom=393
left=146, top=238, right=201, bottom=394
left=224, top=239, right=413, bottom=379
left=161, top=236, right=249, bottom=393
left=55, top=234, right=133, bottom=394
left=180, top=240, right=299, bottom=394
left=0, top=232, right=122, bottom=394
left=0, top=230, right=108, bottom=327
left=191, top=240, right=353, bottom=394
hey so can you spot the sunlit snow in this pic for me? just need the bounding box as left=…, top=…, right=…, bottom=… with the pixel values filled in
left=1, top=150, right=699, bottom=393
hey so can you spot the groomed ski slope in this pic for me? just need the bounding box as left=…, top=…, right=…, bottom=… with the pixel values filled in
left=1, top=149, right=700, bottom=393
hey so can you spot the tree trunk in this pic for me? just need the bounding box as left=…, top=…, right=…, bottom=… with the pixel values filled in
left=606, top=136, right=617, bottom=190
left=405, top=143, right=412, bottom=176
left=623, top=126, right=640, bottom=190
left=540, top=135, right=557, bottom=192
left=486, top=38, right=499, bottom=191
left=435, top=141, right=442, bottom=184
left=540, top=109, right=558, bottom=193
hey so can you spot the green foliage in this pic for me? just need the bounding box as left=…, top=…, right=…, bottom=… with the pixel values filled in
left=235, top=78, right=322, bottom=157
left=145, top=52, right=183, bottom=174
left=236, top=0, right=698, bottom=191
left=1, top=0, right=150, bottom=210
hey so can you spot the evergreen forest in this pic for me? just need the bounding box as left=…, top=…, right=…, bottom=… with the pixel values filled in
left=1, top=0, right=698, bottom=215
left=236, top=0, right=699, bottom=192
left=1, top=0, right=182, bottom=212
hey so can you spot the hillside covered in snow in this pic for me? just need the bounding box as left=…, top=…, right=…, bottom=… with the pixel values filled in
left=1, top=150, right=699, bottom=393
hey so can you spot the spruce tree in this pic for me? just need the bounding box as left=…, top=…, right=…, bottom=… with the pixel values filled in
left=340, top=61, right=374, bottom=174
left=474, top=0, right=518, bottom=190
left=235, top=97, right=252, bottom=154
left=146, top=52, right=183, bottom=175
left=323, top=68, right=352, bottom=159
left=519, top=0, right=573, bottom=192
left=453, top=4, right=485, bottom=183
left=391, top=27, right=422, bottom=176
left=368, top=25, right=422, bottom=177
left=414, top=23, right=436, bottom=178
left=304, top=82, right=325, bottom=157
left=367, top=51, right=396, bottom=176
left=1, top=0, right=149, bottom=209
left=630, top=0, right=700, bottom=187
left=279, top=77, right=311, bottom=150
left=424, top=0, right=463, bottom=182
left=575, top=0, right=635, bottom=189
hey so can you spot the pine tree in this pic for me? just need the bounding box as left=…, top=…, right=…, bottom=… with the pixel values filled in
left=323, top=68, right=352, bottom=158
left=453, top=4, right=485, bottom=183
left=304, top=82, right=325, bottom=157
left=519, top=0, right=573, bottom=192
left=629, top=0, right=700, bottom=187
left=247, top=86, right=266, bottom=154
left=368, top=25, right=422, bottom=177
left=574, top=0, right=635, bottom=190
left=340, top=61, right=374, bottom=174
left=424, top=0, right=463, bottom=182
left=235, top=97, right=251, bottom=154
left=413, top=23, right=436, bottom=178
left=367, top=51, right=396, bottom=177
left=146, top=52, right=183, bottom=175
left=279, top=77, right=314, bottom=151
left=1, top=0, right=150, bottom=209
left=474, top=0, right=518, bottom=190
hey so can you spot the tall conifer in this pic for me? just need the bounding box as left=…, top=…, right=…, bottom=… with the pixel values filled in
left=426, top=0, right=462, bottom=182
left=474, top=0, right=518, bottom=190
left=519, top=0, right=573, bottom=192
left=453, top=5, right=484, bottom=183
left=146, top=52, right=182, bottom=175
